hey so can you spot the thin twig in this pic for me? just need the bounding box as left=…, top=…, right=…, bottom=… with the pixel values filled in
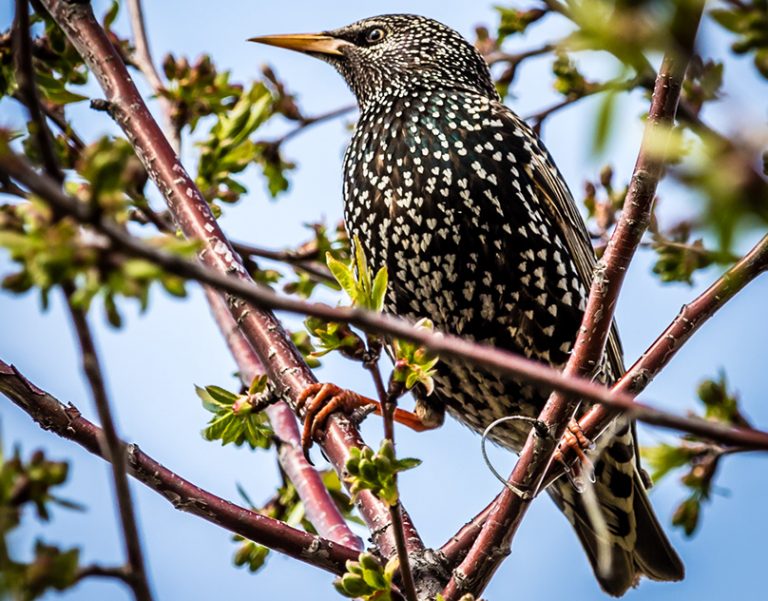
left=0, top=358, right=361, bottom=574
left=12, top=0, right=63, bottom=183
left=3, top=150, right=768, bottom=452
left=524, top=77, right=640, bottom=133
left=485, top=44, right=554, bottom=67
left=365, top=358, right=419, bottom=601
left=75, top=565, right=132, bottom=585
left=268, top=104, right=356, bottom=147
left=63, top=291, right=154, bottom=601
left=125, top=0, right=179, bottom=151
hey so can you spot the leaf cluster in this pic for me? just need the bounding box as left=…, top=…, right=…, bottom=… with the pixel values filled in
left=304, top=235, right=385, bottom=360
left=0, top=446, right=82, bottom=600
left=642, top=372, right=751, bottom=536
left=711, top=0, right=768, bottom=78
left=344, top=441, right=420, bottom=506
left=0, top=196, right=196, bottom=326
left=333, top=552, right=397, bottom=601
left=495, top=6, right=547, bottom=42
left=392, top=319, right=440, bottom=395
left=197, top=376, right=275, bottom=449
left=327, top=236, right=387, bottom=312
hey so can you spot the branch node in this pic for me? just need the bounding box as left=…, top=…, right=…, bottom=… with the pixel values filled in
left=89, top=98, right=114, bottom=113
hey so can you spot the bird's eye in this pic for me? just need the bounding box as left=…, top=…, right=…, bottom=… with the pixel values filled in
left=365, top=27, right=386, bottom=44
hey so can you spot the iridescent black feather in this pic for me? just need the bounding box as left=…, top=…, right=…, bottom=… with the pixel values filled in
left=263, top=14, right=684, bottom=595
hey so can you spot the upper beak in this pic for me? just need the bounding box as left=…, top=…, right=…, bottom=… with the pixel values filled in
left=248, top=33, right=349, bottom=56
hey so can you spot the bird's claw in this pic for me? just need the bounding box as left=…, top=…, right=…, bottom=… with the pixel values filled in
left=296, top=383, right=366, bottom=462
left=555, top=420, right=596, bottom=492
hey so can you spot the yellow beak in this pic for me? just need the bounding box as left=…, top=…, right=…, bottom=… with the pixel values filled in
left=248, top=33, right=349, bottom=56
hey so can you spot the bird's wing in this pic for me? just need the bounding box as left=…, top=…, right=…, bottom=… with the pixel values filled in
left=495, top=102, right=626, bottom=380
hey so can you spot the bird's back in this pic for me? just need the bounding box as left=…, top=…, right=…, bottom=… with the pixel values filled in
left=344, top=88, right=593, bottom=443
left=343, top=86, right=683, bottom=595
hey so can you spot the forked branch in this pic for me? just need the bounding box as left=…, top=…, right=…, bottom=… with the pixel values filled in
left=0, top=359, right=360, bottom=575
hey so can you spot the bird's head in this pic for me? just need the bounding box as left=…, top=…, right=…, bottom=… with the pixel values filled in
left=250, top=14, right=499, bottom=110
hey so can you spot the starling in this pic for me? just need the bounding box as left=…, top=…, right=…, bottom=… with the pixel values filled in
left=251, top=14, right=684, bottom=595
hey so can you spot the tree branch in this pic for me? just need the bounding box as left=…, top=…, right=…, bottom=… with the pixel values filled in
left=567, top=232, right=768, bottom=466
left=2, top=149, right=767, bottom=454
left=265, top=104, right=356, bottom=148
left=204, top=289, right=363, bottom=550
left=75, top=564, right=132, bottom=585
left=63, top=291, right=154, bottom=601
left=35, top=0, right=418, bottom=562
left=440, top=231, right=768, bottom=565
left=440, top=3, right=705, bottom=597
left=125, top=0, right=179, bottom=151
left=0, top=359, right=361, bottom=575
left=12, top=0, right=63, bottom=183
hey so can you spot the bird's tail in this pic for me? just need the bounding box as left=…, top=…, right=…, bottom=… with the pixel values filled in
left=549, top=427, right=684, bottom=596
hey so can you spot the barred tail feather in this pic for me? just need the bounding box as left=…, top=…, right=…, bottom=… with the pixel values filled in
left=550, top=430, right=684, bottom=596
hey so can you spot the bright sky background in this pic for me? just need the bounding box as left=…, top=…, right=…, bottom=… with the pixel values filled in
left=2, top=1, right=767, bottom=600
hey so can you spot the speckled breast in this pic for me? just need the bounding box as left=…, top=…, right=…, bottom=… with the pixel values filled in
left=341, top=88, right=590, bottom=450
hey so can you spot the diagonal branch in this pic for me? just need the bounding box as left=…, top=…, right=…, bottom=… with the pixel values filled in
left=441, top=231, right=768, bottom=565
left=2, top=149, right=768, bottom=453
left=12, top=0, right=63, bottom=183
left=0, top=359, right=360, bottom=575
left=36, top=0, right=419, bottom=561
left=204, top=289, right=363, bottom=550
left=4, top=150, right=768, bottom=451
left=63, top=293, right=154, bottom=601
left=567, top=232, right=768, bottom=466
left=440, top=3, right=705, bottom=598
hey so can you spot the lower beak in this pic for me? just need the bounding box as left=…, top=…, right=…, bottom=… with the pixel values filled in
left=248, top=33, right=349, bottom=56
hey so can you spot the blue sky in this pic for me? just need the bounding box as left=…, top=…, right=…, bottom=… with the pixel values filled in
left=2, top=1, right=767, bottom=600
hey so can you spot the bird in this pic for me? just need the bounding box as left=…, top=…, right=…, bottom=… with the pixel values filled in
left=250, top=14, right=684, bottom=596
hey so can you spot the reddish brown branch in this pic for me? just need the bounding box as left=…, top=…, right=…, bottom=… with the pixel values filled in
left=0, top=359, right=360, bottom=575
left=64, top=292, right=154, bottom=601
left=205, top=289, right=363, bottom=550
left=36, top=0, right=417, bottom=561
left=440, top=4, right=704, bottom=597
left=569, top=232, right=768, bottom=462
left=3, top=150, right=768, bottom=453
left=441, top=233, right=768, bottom=564
left=125, top=0, right=179, bottom=151
left=13, top=0, right=63, bottom=183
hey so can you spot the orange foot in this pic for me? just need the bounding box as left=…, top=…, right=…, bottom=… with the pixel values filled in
left=296, top=382, right=436, bottom=459
left=554, top=420, right=595, bottom=482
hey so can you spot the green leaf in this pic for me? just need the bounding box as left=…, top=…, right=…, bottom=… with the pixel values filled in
left=344, top=441, right=420, bottom=506
left=640, top=443, right=697, bottom=483
left=334, top=553, right=393, bottom=600
left=35, top=72, right=88, bottom=105
left=672, top=496, right=701, bottom=537
left=103, top=0, right=120, bottom=29
left=197, top=383, right=274, bottom=449
left=371, top=266, right=388, bottom=312
left=593, top=88, right=617, bottom=154
left=326, top=252, right=357, bottom=301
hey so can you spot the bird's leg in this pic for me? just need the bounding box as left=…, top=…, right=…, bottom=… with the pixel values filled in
left=296, top=383, right=439, bottom=457
left=554, top=419, right=595, bottom=482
